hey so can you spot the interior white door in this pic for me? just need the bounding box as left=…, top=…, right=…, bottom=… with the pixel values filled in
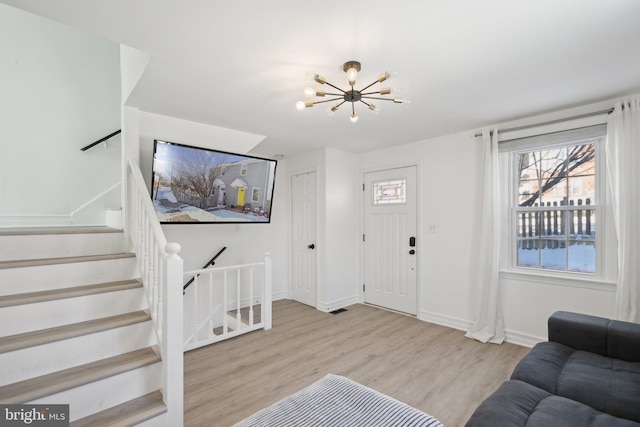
left=364, top=166, right=418, bottom=315
left=291, top=171, right=317, bottom=307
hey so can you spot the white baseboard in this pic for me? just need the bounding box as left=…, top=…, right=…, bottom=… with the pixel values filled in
left=316, top=295, right=360, bottom=313
left=419, top=310, right=544, bottom=348
left=419, top=310, right=472, bottom=332
left=0, top=214, right=73, bottom=227
left=272, top=290, right=288, bottom=301
left=504, top=329, right=545, bottom=348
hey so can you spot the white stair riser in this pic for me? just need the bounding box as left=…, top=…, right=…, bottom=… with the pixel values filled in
left=0, top=288, right=146, bottom=337
left=29, top=363, right=162, bottom=422
left=0, top=258, right=138, bottom=295
left=0, top=321, right=155, bottom=387
left=0, top=233, right=126, bottom=262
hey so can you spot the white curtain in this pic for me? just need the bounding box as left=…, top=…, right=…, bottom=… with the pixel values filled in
left=466, top=128, right=505, bottom=344
left=606, top=99, right=640, bottom=323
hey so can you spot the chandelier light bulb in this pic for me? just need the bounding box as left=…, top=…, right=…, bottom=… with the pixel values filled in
left=304, top=87, right=315, bottom=97
left=350, top=112, right=359, bottom=123
left=346, top=67, right=358, bottom=85
left=296, top=101, right=314, bottom=110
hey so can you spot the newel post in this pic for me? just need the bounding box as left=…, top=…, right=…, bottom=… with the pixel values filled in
left=263, top=252, right=272, bottom=330
left=164, top=242, right=184, bottom=427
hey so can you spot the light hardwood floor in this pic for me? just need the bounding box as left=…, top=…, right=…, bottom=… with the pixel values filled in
left=184, top=300, right=530, bottom=427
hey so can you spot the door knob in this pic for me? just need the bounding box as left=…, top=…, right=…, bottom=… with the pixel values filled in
left=308, top=243, right=315, bottom=249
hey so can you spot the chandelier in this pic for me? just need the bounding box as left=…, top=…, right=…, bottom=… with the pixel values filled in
left=296, top=60, right=405, bottom=123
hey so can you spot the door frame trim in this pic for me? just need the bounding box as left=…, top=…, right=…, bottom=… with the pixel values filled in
left=288, top=167, right=320, bottom=308
left=360, top=162, right=421, bottom=315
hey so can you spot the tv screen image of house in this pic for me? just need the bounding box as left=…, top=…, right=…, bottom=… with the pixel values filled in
left=150, top=140, right=277, bottom=224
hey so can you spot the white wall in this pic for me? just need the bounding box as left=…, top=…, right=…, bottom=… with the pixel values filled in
left=285, top=148, right=360, bottom=312
left=0, top=4, right=121, bottom=225
left=322, top=148, right=360, bottom=310
left=136, top=111, right=288, bottom=299
left=359, top=120, right=617, bottom=346
left=360, top=133, right=480, bottom=330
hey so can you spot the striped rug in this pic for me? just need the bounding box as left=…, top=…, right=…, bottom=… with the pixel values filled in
left=232, top=374, right=444, bottom=427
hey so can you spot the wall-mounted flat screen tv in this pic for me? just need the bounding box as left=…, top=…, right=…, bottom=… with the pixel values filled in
left=150, top=139, right=277, bottom=224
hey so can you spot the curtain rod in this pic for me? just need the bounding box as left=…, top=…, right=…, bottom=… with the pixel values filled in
left=473, top=107, right=614, bottom=138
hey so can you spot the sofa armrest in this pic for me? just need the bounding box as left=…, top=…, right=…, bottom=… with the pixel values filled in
left=548, top=311, right=640, bottom=362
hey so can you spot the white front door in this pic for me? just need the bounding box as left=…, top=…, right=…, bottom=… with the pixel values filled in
left=291, top=171, right=317, bottom=307
left=364, top=166, right=418, bottom=315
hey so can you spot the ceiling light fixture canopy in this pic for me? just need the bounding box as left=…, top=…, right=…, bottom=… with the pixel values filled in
left=296, top=60, right=406, bottom=123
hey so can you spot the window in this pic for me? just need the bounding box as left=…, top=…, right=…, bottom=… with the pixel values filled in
left=373, top=179, right=406, bottom=205
left=251, top=187, right=260, bottom=203
left=241, top=163, right=247, bottom=175
left=503, top=125, right=606, bottom=275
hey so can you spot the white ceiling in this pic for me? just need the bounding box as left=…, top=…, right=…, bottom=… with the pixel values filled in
left=3, top=0, right=640, bottom=156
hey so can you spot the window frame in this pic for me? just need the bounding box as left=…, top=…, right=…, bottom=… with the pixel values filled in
left=251, top=187, right=260, bottom=203
left=501, top=125, right=608, bottom=280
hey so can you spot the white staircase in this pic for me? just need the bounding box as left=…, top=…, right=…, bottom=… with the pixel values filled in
left=0, top=226, right=168, bottom=426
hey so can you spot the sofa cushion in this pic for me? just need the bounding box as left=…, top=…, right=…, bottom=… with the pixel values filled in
left=465, top=380, right=550, bottom=427
left=557, top=351, right=640, bottom=422
left=511, top=341, right=574, bottom=394
left=511, top=341, right=640, bottom=422
left=527, top=395, right=640, bottom=427
left=465, top=380, right=640, bottom=427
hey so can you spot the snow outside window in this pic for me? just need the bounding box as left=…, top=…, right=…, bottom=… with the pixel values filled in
left=504, top=125, right=606, bottom=275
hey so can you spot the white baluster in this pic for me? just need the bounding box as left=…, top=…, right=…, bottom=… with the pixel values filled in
left=223, top=271, right=228, bottom=334
left=236, top=268, right=241, bottom=329
left=193, top=274, right=199, bottom=342
left=150, top=233, right=156, bottom=321
left=263, top=252, right=272, bottom=330
left=155, top=243, right=163, bottom=329
left=249, top=267, right=254, bottom=326
left=208, top=272, right=213, bottom=337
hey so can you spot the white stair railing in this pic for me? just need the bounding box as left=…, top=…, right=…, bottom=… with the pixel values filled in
left=126, top=159, right=183, bottom=427
left=183, top=252, right=272, bottom=352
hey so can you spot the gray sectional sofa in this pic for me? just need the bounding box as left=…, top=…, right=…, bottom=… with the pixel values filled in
left=466, top=311, right=640, bottom=426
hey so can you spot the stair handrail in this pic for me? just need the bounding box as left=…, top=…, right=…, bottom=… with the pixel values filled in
left=126, top=159, right=183, bottom=427
left=183, top=246, right=227, bottom=293
left=80, top=129, right=122, bottom=151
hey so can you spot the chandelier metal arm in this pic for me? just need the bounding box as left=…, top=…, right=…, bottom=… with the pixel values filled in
left=330, top=100, right=347, bottom=111
left=360, top=90, right=386, bottom=96
left=358, top=79, right=383, bottom=93
left=361, top=96, right=398, bottom=101
left=310, top=97, right=344, bottom=106
left=323, top=81, right=347, bottom=93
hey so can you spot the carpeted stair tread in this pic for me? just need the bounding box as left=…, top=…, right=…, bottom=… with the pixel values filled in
left=0, top=279, right=142, bottom=308
left=0, top=311, right=151, bottom=354
left=0, top=226, right=122, bottom=236
left=70, top=390, right=167, bottom=427
left=0, top=253, right=134, bottom=270
left=0, top=347, right=161, bottom=404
